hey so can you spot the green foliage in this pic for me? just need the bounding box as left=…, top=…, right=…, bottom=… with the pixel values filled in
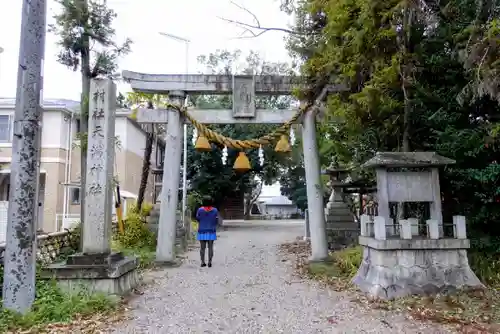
left=0, top=257, right=115, bottom=332
left=115, top=212, right=156, bottom=249
left=50, top=0, right=132, bottom=79
left=468, top=237, right=500, bottom=287
left=129, top=202, right=153, bottom=217
left=286, top=0, right=500, bottom=236
left=279, top=157, right=308, bottom=210
left=187, top=49, right=294, bottom=206
left=112, top=240, right=156, bottom=270
left=187, top=191, right=203, bottom=215
left=308, top=246, right=362, bottom=279
left=113, top=208, right=156, bottom=269
left=332, top=246, right=363, bottom=278
left=0, top=279, right=116, bottom=332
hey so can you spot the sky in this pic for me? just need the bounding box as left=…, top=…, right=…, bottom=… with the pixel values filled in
left=0, top=0, right=292, bottom=198
left=0, top=0, right=293, bottom=100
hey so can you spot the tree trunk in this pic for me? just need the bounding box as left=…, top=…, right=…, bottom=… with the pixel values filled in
left=137, top=102, right=155, bottom=212
left=397, top=4, right=414, bottom=223
left=79, top=27, right=90, bottom=251
left=137, top=128, right=154, bottom=211
left=243, top=181, right=263, bottom=220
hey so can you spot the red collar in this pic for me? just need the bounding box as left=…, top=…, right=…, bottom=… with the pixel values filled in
left=202, top=206, right=214, bottom=211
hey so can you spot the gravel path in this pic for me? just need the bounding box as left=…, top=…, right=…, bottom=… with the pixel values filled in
left=113, top=220, right=453, bottom=334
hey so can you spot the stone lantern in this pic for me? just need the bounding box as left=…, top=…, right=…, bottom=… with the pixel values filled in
left=322, top=160, right=359, bottom=250
left=325, top=160, right=349, bottom=206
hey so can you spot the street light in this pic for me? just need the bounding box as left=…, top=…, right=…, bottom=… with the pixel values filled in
left=158, top=31, right=190, bottom=226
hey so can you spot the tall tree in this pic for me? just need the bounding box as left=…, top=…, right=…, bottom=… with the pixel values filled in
left=50, top=0, right=131, bottom=234
left=285, top=0, right=500, bottom=237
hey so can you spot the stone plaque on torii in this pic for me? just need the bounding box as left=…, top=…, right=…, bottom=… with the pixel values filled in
left=122, top=70, right=340, bottom=263
left=232, top=75, right=255, bottom=118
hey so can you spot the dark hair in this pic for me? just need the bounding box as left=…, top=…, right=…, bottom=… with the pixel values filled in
left=201, top=196, right=213, bottom=207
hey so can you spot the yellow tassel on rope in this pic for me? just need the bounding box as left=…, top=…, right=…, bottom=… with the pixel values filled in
left=275, top=135, right=291, bottom=153
left=233, top=152, right=251, bottom=172
left=195, top=135, right=212, bottom=152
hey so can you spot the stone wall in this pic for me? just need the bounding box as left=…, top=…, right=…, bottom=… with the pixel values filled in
left=0, top=229, right=79, bottom=265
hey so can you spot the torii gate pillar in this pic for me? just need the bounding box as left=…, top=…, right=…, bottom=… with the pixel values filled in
left=156, top=91, right=185, bottom=263
left=302, top=109, right=329, bottom=261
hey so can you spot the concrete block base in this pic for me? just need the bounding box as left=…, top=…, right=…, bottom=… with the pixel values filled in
left=42, top=252, right=140, bottom=296
left=352, top=237, right=483, bottom=300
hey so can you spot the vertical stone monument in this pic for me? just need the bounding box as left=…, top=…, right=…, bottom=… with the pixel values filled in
left=353, top=152, right=483, bottom=300
left=43, top=79, right=139, bottom=295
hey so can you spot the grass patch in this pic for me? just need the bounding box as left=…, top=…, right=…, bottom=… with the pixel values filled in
left=307, top=246, right=362, bottom=291
left=112, top=240, right=156, bottom=270
left=0, top=278, right=118, bottom=333
left=468, top=251, right=500, bottom=287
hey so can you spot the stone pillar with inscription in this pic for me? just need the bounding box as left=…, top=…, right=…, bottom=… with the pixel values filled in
left=82, top=79, right=114, bottom=254
left=42, top=79, right=139, bottom=295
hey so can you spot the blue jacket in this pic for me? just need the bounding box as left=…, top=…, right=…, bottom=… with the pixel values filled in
left=196, top=206, right=219, bottom=233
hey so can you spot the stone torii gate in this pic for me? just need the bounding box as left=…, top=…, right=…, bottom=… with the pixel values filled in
left=122, top=71, right=329, bottom=263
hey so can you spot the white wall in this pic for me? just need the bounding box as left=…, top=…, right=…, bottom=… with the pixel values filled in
left=42, top=111, right=67, bottom=148
left=119, top=117, right=161, bottom=166
left=0, top=108, right=68, bottom=149
left=125, top=121, right=147, bottom=158
left=0, top=108, right=151, bottom=154
left=265, top=205, right=299, bottom=217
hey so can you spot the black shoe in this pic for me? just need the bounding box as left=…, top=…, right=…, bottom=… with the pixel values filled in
left=208, top=263, right=212, bottom=268
left=201, top=263, right=207, bottom=267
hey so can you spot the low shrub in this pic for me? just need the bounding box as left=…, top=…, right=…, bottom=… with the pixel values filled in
left=469, top=252, right=500, bottom=287
left=115, top=212, right=156, bottom=249
left=129, top=201, right=154, bottom=217
left=331, top=246, right=363, bottom=278
left=112, top=240, right=156, bottom=269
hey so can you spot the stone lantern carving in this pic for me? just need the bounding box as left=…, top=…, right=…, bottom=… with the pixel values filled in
left=353, top=152, right=483, bottom=300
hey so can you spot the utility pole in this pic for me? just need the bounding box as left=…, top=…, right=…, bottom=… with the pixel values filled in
left=2, top=0, right=47, bottom=314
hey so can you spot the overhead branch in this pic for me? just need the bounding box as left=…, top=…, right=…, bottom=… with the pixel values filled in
left=219, top=1, right=301, bottom=39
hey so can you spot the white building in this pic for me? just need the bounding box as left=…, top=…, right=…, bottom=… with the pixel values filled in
left=0, top=98, right=163, bottom=241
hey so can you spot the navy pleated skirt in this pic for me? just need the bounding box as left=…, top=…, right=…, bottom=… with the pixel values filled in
left=197, top=232, right=217, bottom=241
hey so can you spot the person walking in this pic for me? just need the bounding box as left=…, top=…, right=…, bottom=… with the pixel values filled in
left=196, top=196, right=219, bottom=267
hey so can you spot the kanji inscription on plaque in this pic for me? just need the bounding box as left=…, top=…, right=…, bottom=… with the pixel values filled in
left=232, top=75, right=255, bottom=118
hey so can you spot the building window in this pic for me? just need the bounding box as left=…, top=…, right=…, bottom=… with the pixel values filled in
left=0, top=115, right=13, bottom=143
left=70, top=187, right=80, bottom=205
left=156, top=144, right=165, bottom=166
left=75, top=119, right=81, bottom=133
